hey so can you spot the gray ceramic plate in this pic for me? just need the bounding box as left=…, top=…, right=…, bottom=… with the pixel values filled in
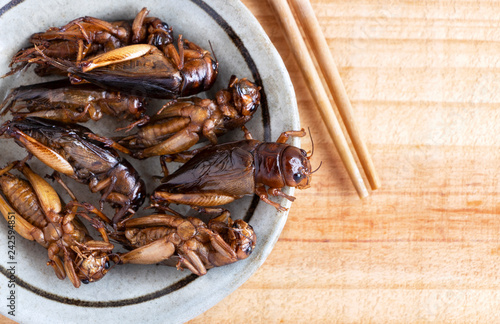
left=0, top=0, right=298, bottom=323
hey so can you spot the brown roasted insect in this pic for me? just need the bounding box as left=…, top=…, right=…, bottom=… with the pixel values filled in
left=112, top=210, right=256, bottom=276
left=8, top=8, right=173, bottom=76
left=152, top=127, right=315, bottom=212
left=27, top=33, right=218, bottom=99
left=117, top=75, right=260, bottom=159
left=0, top=117, right=146, bottom=225
left=0, top=161, right=114, bottom=287
left=0, top=79, right=148, bottom=130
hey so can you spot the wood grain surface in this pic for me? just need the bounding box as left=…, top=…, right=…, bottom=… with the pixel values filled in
left=2, top=0, right=500, bottom=323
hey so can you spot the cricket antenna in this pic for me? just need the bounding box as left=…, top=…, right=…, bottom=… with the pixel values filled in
left=208, top=40, right=218, bottom=64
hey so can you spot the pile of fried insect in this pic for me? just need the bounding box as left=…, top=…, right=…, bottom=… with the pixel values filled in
left=0, top=8, right=314, bottom=288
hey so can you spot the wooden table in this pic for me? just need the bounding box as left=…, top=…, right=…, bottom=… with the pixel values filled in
left=2, top=0, right=500, bottom=322
left=187, top=0, right=500, bottom=322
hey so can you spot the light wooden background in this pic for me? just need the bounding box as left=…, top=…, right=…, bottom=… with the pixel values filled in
left=3, top=0, right=500, bottom=323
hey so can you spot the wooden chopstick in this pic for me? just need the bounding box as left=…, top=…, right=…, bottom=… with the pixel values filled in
left=267, top=0, right=370, bottom=198
left=289, top=0, right=381, bottom=190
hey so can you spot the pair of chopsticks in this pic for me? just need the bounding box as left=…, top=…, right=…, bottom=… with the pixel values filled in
left=268, top=0, right=381, bottom=198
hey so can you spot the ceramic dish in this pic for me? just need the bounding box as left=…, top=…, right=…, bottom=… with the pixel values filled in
left=0, top=0, right=298, bottom=323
